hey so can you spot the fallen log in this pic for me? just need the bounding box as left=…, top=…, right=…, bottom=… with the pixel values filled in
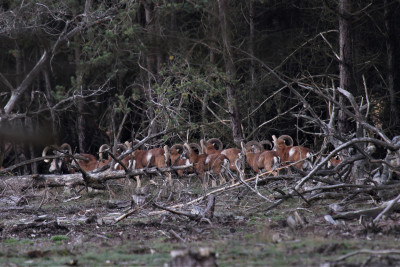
left=0, top=164, right=193, bottom=192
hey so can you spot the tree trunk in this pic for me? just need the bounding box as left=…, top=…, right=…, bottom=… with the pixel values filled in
left=75, top=44, right=85, bottom=153
left=384, top=0, right=399, bottom=129
left=74, top=0, right=92, bottom=153
left=201, top=2, right=219, bottom=137
left=43, top=65, right=58, bottom=143
left=248, top=0, right=256, bottom=137
left=338, top=0, right=353, bottom=135
left=217, top=0, right=244, bottom=145
left=25, top=116, right=37, bottom=174
left=143, top=0, right=159, bottom=135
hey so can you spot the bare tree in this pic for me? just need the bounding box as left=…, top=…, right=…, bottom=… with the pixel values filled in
left=142, top=0, right=164, bottom=136
left=338, top=0, right=353, bottom=135
left=0, top=1, right=115, bottom=123
left=217, top=0, right=244, bottom=145
left=384, top=0, right=399, bottom=129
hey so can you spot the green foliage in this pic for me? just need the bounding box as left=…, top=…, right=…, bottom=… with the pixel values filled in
left=156, top=57, right=227, bottom=99
left=50, top=235, right=69, bottom=242
left=113, top=94, right=131, bottom=114
left=51, top=85, right=66, bottom=101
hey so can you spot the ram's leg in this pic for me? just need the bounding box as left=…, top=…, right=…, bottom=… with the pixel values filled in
left=165, top=172, right=173, bottom=186
left=210, top=173, right=217, bottom=187
left=135, top=176, right=141, bottom=188
left=218, top=173, right=226, bottom=185
left=200, top=174, right=208, bottom=191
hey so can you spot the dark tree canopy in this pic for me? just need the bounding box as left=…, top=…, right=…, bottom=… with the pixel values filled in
left=0, top=0, right=399, bottom=174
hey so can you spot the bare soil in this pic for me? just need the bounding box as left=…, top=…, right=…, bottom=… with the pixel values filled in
left=1, top=175, right=400, bottom=266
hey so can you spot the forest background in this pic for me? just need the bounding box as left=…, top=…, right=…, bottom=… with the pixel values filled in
left=1, top=0, right=399, bottom=175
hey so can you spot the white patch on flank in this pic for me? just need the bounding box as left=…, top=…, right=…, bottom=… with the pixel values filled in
left=146, top=153, right=152, bottom=163
left=205, top=156, right=211, bottom=164
left=289, top=148, right=296, bottom=157
left=221, top=150, right=227, bottom=156
left=132, top=160, right=136, bottom=169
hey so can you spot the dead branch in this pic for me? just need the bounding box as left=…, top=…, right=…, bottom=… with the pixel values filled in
left=169, top=229, right=186, bottom=243
left=153, top=194, right=216, bottom=224
left=114, top=206, right=142, bottom=223
left=103, top=148, right=129, bottom=172
left=332, top=201, right=400, bottom=220
left=153, top=202, right=200, bottom=220
left=373, top=192, right=400, bottom=223
left=0, top=155, right=69, bottom=174
left=293, top=188, right=312, bottom=207
left=149, top=168, right=291, bottom=216
left=202, top=194, right=215, bottom=219
left=334, top=249, right=400, bottom=262
left=0, top=164, right=194, bottom=192
left=114, top=189, right=156, bottom=223
left=295, top=139, right=390, bottom=191
left=63, top=195, right=82, bottom=203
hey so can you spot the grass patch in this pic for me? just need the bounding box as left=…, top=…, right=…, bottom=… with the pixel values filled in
left=3, top=238, right=19, bottom=244
left=50, top=235, right=69, bottom=242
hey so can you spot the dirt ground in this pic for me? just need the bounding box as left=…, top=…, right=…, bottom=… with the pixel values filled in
left=1, top=174, right=400, bottom=266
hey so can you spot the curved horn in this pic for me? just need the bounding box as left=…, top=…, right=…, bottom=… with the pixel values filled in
left=189, top=143, right=202, bottom=155
left=164, top=145, right=170, bottom=164
left=260, top=140, right=273, bottom=150
left=240, top=141, right=246, bottom=154
left=200, top=139, right=206, bottom=154
left=278, top=135, right=294, bottom=146
left=171, top=144, right=184, bottom=154
left=245, top=141, right=262, bottom=153
left=184, top=143, right=194, bottom=156
left=116, top=143, right=128, bottom=152
left=206, top=138, right=223, bottom=150
left=98, top=144, right=110, bottom=161
left=42, top=145, right=55, bottom=163
left=60, top=143, right=73, bottom=154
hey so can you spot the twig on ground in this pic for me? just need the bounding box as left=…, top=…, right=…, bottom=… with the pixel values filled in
left=373, top=192, right=400, bottom=224
left=153, top=203, right=199, bottom=220
left=114, top=206, right=142, bottom=223
left=333, top=201, right=400, bottom=220
left=334, top=249, right=400, bottom=262
left=292, top=188, right=312, bottom=207
left=63, top=195, right=82, bottom=203
left=169, top=229, right=186, bottom=243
